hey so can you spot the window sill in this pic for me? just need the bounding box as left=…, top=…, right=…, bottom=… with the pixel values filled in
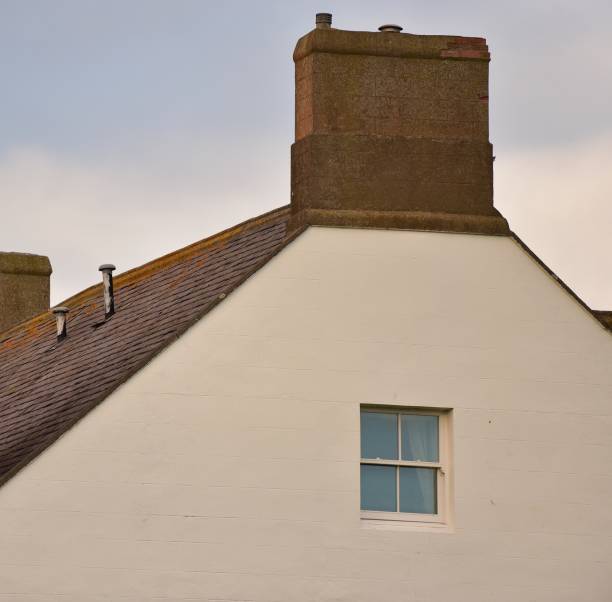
left=361, top=513, right=453, bottom=533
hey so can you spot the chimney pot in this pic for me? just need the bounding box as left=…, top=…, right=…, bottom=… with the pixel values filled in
left=378, top=24, right=403, bottom=33
left=98, top=264, right=116, bottom=319
left=316, top=13, right=332, bottom=29
left=51, top=306, right=69, bottom=340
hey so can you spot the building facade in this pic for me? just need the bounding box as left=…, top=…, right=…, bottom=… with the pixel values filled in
left=1, top=15, right=611, bottom=602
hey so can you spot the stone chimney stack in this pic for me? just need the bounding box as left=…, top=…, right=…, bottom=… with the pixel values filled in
left=0, top=252, right=52, bottom=333
left=289, top=18, right=509, bottom=235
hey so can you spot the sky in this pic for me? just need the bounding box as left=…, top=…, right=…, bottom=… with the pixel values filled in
left=1, top=0, right=611, bottom=308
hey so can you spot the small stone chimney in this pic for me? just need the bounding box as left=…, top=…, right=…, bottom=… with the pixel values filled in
left=289, top=18, right=509, bottom=234
left=0, top=252, right=52, bottom=333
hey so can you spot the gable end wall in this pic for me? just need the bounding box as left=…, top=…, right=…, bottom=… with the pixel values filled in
left=1, top=227, right=611, bottom=601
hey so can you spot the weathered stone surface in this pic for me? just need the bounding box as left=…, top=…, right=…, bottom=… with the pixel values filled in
left=292, top=134, right=495, bottom=214
left=287, top=208, right=509, bottom=235
left=0, top=252, right=52, bottom=333
left=290, top=26, right=506, bottom=234
left=293, top=28, right=490, bottom=62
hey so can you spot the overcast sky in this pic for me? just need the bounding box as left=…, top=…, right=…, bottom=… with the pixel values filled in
left=1, top=0, right=611, bottom=308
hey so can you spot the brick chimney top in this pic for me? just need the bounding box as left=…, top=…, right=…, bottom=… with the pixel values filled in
left=0, top=252, right=52, bottom=333
left=289, top=22, right=509, bottom=235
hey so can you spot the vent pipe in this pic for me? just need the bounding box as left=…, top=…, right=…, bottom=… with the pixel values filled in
left=316, top=13, right=332, bottom=29
left=98, top=264, right=116, bottom=319
left=51, top=306, right=69, bottom=340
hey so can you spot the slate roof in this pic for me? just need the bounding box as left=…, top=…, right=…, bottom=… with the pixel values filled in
left=0, top=206, right=291, bottom=485
left=594, top=311, right=612, bottom=330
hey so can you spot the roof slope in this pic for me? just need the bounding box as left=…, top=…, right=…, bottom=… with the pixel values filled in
left=0, top=206, right=291, bottom=485
left=594, top=311, right=612, bottom=330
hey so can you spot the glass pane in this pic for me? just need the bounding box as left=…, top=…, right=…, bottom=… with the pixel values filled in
left=361, top=411, right=398, bottom=460
left=400, top=467, right=437, bottom=514
left=401, top=414, right=438, bottom=462
left=361, top=465, right=397, bottom=512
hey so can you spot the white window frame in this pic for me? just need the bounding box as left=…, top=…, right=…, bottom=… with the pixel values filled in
left=360, top=406, right=452, bottom=529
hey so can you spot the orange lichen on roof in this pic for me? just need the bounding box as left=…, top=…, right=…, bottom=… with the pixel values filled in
left=113, top=206, right=290, bottom=289
left=0, top=206, right=290, bottom=343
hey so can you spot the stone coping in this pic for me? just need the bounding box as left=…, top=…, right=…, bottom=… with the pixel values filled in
left=0, top=252, right=52, bottom=276
left=294, top=28, right=490, bottom=63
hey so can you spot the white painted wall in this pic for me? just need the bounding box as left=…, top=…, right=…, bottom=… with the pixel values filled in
left=1, top=227, right=611, bottom=602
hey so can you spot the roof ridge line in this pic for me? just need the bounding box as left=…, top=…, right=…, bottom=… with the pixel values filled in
left=0, top=205, right=290, bottom=340
left=510, top=232, right=611, bottom=334
left=111, top=205, right=290, bottom=288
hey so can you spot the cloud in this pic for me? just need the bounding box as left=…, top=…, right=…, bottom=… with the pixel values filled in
left=495, top=132, right=612, bottom=309
left=0, top=135, right=287, bottom=304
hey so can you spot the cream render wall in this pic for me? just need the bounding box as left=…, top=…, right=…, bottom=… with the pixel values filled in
left=1, top=226, right=611, bottom=601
